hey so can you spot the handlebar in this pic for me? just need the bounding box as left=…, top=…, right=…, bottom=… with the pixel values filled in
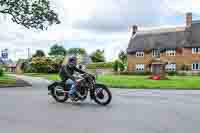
left=80, top=73, right=95, bottom=80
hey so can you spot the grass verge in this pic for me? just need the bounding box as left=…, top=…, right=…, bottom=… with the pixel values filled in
left=24, top=73, right=200, bottom=89
left=0, top=75, right=17, bottom=86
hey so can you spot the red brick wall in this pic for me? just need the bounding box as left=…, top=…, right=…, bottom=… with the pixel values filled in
left=127, top=48, right=200, bottom=72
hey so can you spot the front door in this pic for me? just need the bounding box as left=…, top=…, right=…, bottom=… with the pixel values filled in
left=152, top=64, right=160, bottom=75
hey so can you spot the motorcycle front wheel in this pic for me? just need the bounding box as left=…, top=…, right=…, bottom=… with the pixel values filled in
left=93, top=84, right=112, bottom=106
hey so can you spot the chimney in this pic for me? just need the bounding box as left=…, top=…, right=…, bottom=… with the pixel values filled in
left=186, top=12, right=192, bottom=27
left=129, top=25, right=138, bottom=36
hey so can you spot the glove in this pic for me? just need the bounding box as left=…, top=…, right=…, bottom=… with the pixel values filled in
left=76, top=79, right=82, bottom=86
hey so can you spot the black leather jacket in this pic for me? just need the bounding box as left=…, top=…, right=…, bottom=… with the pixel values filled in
left=59, top=64, right=85, bottom=81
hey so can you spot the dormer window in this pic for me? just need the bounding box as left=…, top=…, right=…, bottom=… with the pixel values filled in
left=136, top=51, right=144, bottom=57
left=166, top=48, right=176, bottom=56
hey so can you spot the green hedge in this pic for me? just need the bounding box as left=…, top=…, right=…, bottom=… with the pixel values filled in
left=86, top=62, right=114, bottom=69
left=0, top=67, right=4, bottom=77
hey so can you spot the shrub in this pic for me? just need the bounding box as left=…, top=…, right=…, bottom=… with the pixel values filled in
left=22, top=56, right=64, bottom=73
left=0, top=67, right=4, bottom=76
left=118, top=61, right=125, bottom=72
left=86, top=62, right=114, bottom=69
left=180, top=64, right=189, bottom=71
left=31, top=57, right=50, bottom=73
left=180, top=64, right=186, bottom=71
left=113, top=60, right=119, bottom=72
left=48, top=56, right=64, bottom=73
left=24, top=65, right=37, bottom=73
left=185, top=65, right=189, bottom=71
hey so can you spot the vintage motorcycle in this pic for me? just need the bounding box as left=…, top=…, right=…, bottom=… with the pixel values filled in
left=48, top=73, right=112, bottom=106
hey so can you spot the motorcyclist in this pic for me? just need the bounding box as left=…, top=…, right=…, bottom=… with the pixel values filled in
left=59, top=56, right=86, bottom=100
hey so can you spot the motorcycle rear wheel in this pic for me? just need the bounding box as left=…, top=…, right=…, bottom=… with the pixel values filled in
left=51, top=85, right=68, bottom=103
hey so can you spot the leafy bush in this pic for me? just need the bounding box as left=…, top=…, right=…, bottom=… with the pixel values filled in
left=24, top=65, right=37, bottom=73
left=22, top=56, right=64, bottom=73
left=0, top=67, right=4, bottom=76
left=48, top=56, right=64, bottom=73
left=86, top=62, right=114, bottom=69
left=180, top=64, right=185, bottom=71
left=113, top=60, right=119, bottom=72
left=180, top=64, right=189, bottom=71
left=30, top=57, right=50, bottom=73
left=185, top=65, right=189, bottom=71
left=118, top=61, right=125, bottom=72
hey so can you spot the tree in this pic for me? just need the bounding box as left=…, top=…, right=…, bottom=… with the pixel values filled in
left=33, top=50, right=45, bottom=57
left=79, top=53, right=91, bottom=65
left=90, top=49, right=105, bottom=62
left=49, top=44, right=66, bottom=56
left=118, top=61, right=125, bottom=72
left=113, top=60, right=119, bottom=72
left=0, top=0, right=60, bottom=30
left=67, top=48, right=86, bottom=56
left=118, top=50, right=127, bottom=64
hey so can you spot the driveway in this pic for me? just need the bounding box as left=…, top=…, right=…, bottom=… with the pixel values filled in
left=0, top=75, right=200, bottom=133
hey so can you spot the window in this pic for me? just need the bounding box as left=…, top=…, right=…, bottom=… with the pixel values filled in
left=166, top=48, right=176, bottom=56
left=152, top=49, right=160, bottom=57
left=136, top=51, right=144, bottom=57
left=192, top=62, right=200, bottom=70
left=192, top=48, right=200, bottom=54
left=165, top=64, right=176, bottom=71
left=136, top=64, right=145, bottom=71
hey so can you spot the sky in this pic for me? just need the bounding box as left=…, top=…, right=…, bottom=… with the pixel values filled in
left=0, top=0, right=200, bottom=61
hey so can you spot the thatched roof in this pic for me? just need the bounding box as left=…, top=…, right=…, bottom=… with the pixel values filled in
left=127, top=22, right=200, bottom=54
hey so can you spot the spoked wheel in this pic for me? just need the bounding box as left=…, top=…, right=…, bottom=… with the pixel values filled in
left=94, top=84, right=112, bottom=106
left=51, top=85, right=68, bottom=103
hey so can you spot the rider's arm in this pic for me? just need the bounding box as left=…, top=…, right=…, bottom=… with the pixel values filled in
left=74, top=66, right=86, bottom=74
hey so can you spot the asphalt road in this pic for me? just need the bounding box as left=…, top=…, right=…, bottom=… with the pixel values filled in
left=1, top=75, right=200, bottom=133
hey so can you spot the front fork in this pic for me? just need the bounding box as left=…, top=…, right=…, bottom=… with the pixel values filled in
left=90, top=82, right=96, bottom=100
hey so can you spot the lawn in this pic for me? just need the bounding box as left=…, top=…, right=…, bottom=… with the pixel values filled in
left=24, top=73, right=61, bottom=81
left=0, top=75, right=17, bottom=86
left=24, top=73, right=200, bottom=89
left=97, top=75, right=200, bottom=89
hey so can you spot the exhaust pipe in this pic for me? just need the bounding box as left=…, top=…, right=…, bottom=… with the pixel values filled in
left=48, top=89, right=69, bottom=95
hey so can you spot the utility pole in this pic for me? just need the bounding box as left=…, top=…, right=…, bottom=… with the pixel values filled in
left=27, top=48, right=31, bottom=59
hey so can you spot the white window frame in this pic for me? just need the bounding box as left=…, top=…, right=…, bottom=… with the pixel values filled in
left=192, top=62, right=200, bottom=70
left=136, top=51, right=144, bottom=57
left=192, top=48, right=200, bottom=54
left=165, top=64, right=176, bottom=71
left=152, top=49, right=160, bottom=57
left=166, top=48, right=176, bottom=56
left=135, top=64, right=145, bottom=72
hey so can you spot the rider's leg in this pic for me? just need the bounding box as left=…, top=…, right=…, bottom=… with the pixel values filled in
left=66, top=79, right=76, bottom=98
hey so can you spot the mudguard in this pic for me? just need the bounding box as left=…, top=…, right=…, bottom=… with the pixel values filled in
left=90, top=83, right=107, bottom=99
left=48, top=81, right=60, bottom=91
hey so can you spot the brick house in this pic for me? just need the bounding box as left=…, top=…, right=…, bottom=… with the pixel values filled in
left=127, top=13, right=200, bottom=74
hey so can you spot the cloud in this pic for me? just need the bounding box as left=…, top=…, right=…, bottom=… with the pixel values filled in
left=72, top=0, right=177, bottom=32
left=0, top=0, right=199, bottom=61
left=164, top=0, right=200, bottom=14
